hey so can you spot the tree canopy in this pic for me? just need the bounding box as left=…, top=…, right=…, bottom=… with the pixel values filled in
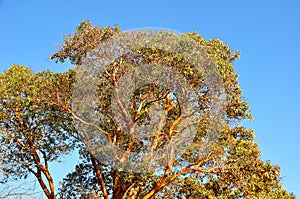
left=0, top=20, right=295, bottom=199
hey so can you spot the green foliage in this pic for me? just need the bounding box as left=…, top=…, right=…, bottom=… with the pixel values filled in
left=0, top=65, right=76, bottom=198
left=50, top=20, right=119, bottom=65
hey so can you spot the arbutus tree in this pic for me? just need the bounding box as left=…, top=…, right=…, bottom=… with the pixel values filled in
left=47, top=20, right=295, bottom=198
left=0, top=65, right=76, bottom=199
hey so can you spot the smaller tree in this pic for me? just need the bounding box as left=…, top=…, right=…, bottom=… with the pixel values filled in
left=0, top=65, right=76, bottom=199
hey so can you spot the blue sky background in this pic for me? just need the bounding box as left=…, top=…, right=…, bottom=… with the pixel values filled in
left=0, top=0, right=299, bottom=197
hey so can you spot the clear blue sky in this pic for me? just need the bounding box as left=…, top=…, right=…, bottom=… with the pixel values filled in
left=0, top=0, right=299, bottom=197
